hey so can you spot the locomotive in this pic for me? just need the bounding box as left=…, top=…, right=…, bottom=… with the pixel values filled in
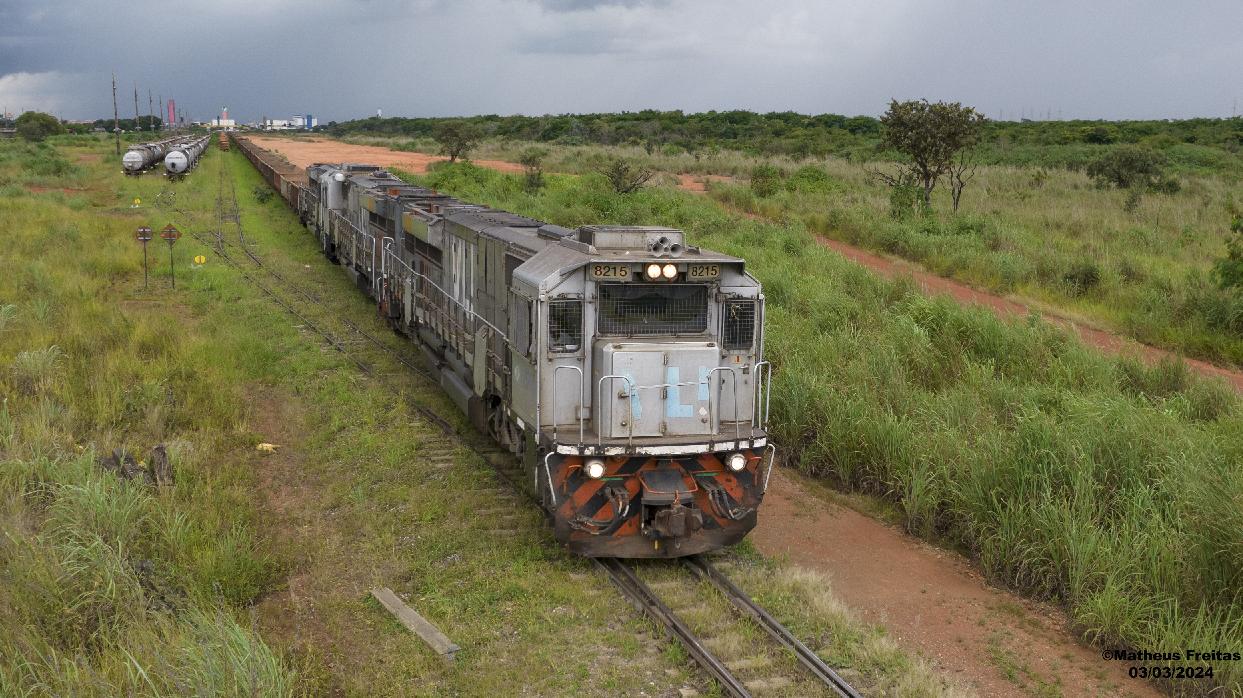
left=237, top=139, right=774, bottom=558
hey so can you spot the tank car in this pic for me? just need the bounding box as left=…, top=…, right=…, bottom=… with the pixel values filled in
left=291, top=160, right=774, bottom=559
left=164, top=136, right=210, bottom=176
left=122, top=141, right=168, bottom=174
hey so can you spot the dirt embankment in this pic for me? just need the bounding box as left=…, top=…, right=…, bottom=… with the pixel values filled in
left=244, top=136, right=524, bottom=176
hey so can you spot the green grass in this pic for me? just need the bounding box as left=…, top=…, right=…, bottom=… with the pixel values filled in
left=0, top=139, right=296, bottom=695
left=0, top=136, right=956, bottom=695
left=406, top=159, right=1243, bottom=696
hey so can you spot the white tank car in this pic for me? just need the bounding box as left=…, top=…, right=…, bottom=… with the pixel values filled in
left=122, top=143, right=164, bottom=173
left=163, top=136, right=210, bottom=175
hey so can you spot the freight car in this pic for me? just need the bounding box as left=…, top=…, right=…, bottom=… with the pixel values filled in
left=163, top=136, right=212, bottom=177
left=122, top=136, right=181, bottom=175
left=233, top=137, right=774, bottom=558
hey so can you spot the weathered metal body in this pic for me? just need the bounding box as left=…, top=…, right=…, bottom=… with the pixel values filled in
left=234, top=136, right=774, bottom=558
left=122, top=136, right=182, bottom=174
left=163, top=136, right=211, bottom=176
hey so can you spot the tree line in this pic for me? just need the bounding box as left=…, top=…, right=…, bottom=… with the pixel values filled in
left=329, top=109, right=1243, bottom=164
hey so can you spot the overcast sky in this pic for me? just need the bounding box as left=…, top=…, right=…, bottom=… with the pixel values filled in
left=1, top=0, right=1240, bottom=123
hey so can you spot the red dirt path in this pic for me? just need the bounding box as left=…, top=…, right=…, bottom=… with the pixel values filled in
left=755, top=470, right=1161, bottom=697
left=245, top=136, right=524, bottom=176
left=814, top=237, right=1243, bottom=392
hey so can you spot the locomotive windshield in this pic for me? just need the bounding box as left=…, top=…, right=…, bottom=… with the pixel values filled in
left=598, top=284, right=708, bottom=336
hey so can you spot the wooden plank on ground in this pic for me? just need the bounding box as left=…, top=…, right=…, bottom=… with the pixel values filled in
left=371, top=587, right=461, bottom=660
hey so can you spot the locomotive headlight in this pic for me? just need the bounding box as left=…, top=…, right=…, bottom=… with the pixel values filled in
left=584, top=458, right=606, bottom=479
left=726, top=453, right=747, bottom=472
left=645, top=263, right=662, bottom=280
left=661, top=263, right=678, bottom=279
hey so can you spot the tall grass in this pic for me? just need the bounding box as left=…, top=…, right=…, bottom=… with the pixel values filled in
left=0, top=138, right=297, bottom=695
left=409, top=160, right=1243, bottom=694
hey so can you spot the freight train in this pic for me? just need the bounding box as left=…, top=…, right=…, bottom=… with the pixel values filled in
left=233, top=137, right=774, bottom=558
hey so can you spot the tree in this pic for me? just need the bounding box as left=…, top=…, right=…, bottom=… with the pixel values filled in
left=948, top=149, right=978, bottom=212
left=15, top=111, right=65, bottom=142
left=598, top=158, right=653, bottom=194
left=433, top=120, right=481, bottom=162
left=878, top=99, right=985, bottom=209
left=518, top=146, right=548, bottom=192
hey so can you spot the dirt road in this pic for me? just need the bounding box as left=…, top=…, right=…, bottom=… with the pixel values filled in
left=245, top=136, right=524, bottom=175
left=755, top=470, right=1160, bottom=697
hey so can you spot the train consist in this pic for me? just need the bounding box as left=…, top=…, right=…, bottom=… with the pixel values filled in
left=233, top=137, right=774, bottom=558
left=121, top=136, right=181, bottom=175
left=163, top=136, right=210, bottom=177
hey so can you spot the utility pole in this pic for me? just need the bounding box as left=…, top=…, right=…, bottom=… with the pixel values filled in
left=133, top=83, right=140, bottom=131
left=148, top=90, right=154, bottom=132
left=158, top=94, right=163, bottom=130
left=111, top=72, right=120, bottom=155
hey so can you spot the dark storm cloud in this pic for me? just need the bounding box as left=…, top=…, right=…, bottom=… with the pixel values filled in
left=1, top=0, right=1240, bottom=122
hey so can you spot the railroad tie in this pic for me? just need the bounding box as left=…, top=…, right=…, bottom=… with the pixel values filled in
left=743, top=676, right=793, bottom=694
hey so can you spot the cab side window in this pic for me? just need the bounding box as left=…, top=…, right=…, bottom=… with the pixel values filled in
left=548, top=300, right=582, bottom=353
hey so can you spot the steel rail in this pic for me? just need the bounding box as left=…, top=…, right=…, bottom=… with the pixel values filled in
left=685, top=556, right=862, bottom=698
left=596, top=558, right=752, bottom=698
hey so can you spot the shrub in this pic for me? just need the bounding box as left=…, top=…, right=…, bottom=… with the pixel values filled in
left=785, top=165, right=837, bottom=194
left=1214, top=215, right=1243, bottom=290
left=252, top=186, right=273, bottom=204
left=750, top=164, right=782, bottom=197
left=1086, top=145, right=1173, bottom=190
left=518, top=147, right=548, bottom=192
left=1063, top=261, right=1102, bottom=295
left=597, top=158, right=653, bottom=194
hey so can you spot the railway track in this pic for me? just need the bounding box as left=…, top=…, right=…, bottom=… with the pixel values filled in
left=167, top=149, right=863, bottom=698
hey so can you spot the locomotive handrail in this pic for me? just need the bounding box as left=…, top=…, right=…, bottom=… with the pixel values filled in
left=761, top=443, right=777, bottom=493
left=385, top=249, right=516, bottom=352
left=706, top=366, right=742, bottom=443
left=596, top=374, right=636, bottom=450
left=753, top=361, right=772, bottom=430
left=552, top=365, right=585, bottom=447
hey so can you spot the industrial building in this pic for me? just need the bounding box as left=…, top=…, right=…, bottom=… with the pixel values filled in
left=261, top=114, right=318, bottom=130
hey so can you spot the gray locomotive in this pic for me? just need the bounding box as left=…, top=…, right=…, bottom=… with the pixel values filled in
left=244, top=141, right=774, bottom=558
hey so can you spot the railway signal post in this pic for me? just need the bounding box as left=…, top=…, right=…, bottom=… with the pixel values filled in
left=135, top=226, right=153, bottom=289
left=161, top=224, right=182, bottom=288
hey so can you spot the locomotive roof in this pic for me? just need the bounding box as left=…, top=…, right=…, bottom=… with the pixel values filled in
left=513, top=236, right=743, bottom=291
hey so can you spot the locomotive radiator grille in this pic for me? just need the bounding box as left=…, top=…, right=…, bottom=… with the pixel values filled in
left=598, top=284, right=708, bottom=336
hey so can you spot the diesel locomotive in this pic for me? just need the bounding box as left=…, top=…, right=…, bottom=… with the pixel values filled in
left=235, top=138, right=774, bottom=558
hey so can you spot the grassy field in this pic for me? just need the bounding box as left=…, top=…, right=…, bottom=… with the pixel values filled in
left=0, top=135, right=958, bottom=696
left=402, top=159, right=1243, bottom=696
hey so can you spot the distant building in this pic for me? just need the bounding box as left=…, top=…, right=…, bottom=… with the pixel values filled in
left=261, top=114, right=318, bottom=130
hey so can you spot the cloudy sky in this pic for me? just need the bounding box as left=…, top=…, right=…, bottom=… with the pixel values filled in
left=1, top=0, right=1240, bottom=123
